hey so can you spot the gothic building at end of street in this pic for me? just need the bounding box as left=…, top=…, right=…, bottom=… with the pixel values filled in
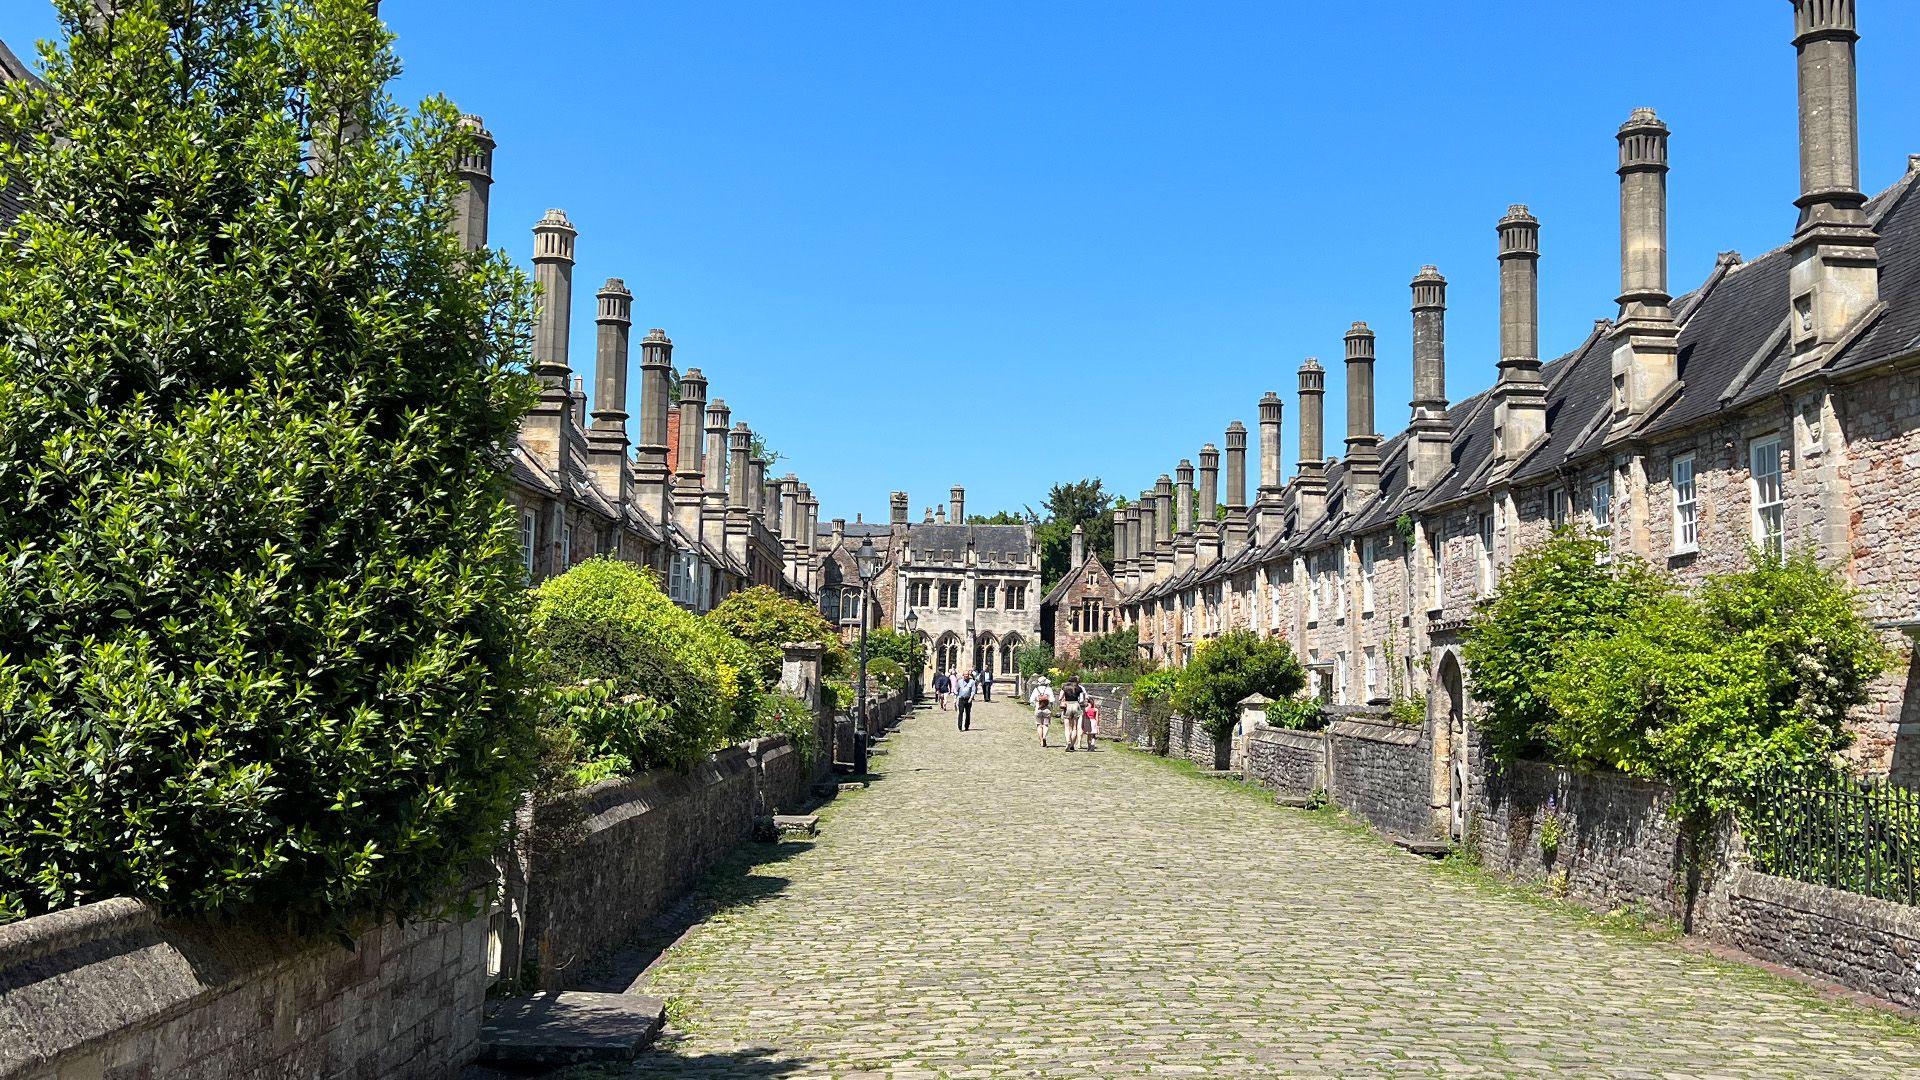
left=1112, top=1, right=1920, bottom=786
left=814, top=487, right=1043, bottom=680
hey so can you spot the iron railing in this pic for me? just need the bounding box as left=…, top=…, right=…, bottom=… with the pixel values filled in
left=1746, top=765, right=1920, bottom=906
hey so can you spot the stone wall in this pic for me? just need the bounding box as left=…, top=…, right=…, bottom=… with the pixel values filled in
left=747, top=735, right=807, bottom=817
left=1243, top=726, right=1326, bottom=798
left=1326, top=718, right=1431, bottom=841
left=0, top=895, right=488, bottom=1080
left=1084, top=684, right=1146, bottom=748
left=1473, top=756, right=1697, bottom=921
left=1165, top=714, right=1230, bottom=769
left=1706, top=869, right=1920, bottom=1011
left=522, top=748, right=757, bottom=990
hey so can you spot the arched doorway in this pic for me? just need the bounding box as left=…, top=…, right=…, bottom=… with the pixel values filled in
left=1434, top=651, right=1468, bottom=840
left=974, top=632, right=998, bottom=679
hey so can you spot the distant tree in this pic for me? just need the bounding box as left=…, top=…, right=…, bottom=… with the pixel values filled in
left=1037, top=479, right=1115, bottom=587
left=966, top=510, right=1030, bottom=525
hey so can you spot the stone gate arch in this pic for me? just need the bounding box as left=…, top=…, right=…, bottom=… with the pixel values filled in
left=1431, top=650, right=1468, bottom=840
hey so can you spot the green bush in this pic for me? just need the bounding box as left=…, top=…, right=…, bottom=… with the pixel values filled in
left=1015, top=641, right=1056, bottom=677
left=531, top=560, right=736, bottom=777
left=1132, top=668, right=1180, bottom=755
left=0, top=2, right=538, bottom=928
left=1462, top=529, right=1671, bottom=760
left=866, top=627, right=926, bottom=677
left=1077, top=626, right=1140, bottom=670
left=752, top=691, right=818, bottom=762
left=705, top=585, right=848, bottom=688
left=1265, top=696, right=1327, bottom=731
left=866, top=657, right=907, bottom=693
left=1170, top=631, right=1308, bottom=743
left=1542, top=548, right=1892, bottom=818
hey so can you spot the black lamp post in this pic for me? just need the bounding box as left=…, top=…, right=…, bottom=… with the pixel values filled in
left=853, top=538, right=885, bottom=775
left=903, top=608, right=920, bottom=699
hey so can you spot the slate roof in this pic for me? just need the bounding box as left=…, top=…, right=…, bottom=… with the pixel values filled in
left=0, top=36, right=32, bottom=231
left=903, top=522, right=1032, bottom=561
left=817, top=521, right=892, bottom=539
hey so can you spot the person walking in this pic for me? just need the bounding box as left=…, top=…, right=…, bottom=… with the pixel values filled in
left=1060, top=676, right=1087, bottom=751
left=932, top=670, right=951, bottom=711
left=954, top=669, right=978, bottom=731
left=1083, top=698, right=1100, bottom=751
left=1029, top=676, right=1054, bottom=747
left=979, top=667, right=992, bottom=702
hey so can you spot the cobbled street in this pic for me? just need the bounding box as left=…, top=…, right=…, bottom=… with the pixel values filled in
left=604, top=700, right=1920, bottom=1078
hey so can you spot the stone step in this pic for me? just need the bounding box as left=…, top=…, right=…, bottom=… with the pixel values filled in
left=478, top=991, right=666, bottom=1068
left=1198, top=769, right=1243, bottom=781
left=773, top=814, right=819, bottom=836
left=1392, top=836, right=1453, bottom=858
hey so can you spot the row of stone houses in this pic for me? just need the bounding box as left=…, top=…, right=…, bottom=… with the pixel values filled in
left=451, top=124, right=824, bottom=610
left=1106, top=1, right=1920, bottom=781
left=811, top=488, right=1045, bottom=680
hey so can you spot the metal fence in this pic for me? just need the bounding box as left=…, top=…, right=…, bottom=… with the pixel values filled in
left=1746, top=765, right=1920, bottom=906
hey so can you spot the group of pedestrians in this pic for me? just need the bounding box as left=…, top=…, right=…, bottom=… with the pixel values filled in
left=931, top=668, right=986, bottom=731
left=1028, top=675, right=1098, bottom=751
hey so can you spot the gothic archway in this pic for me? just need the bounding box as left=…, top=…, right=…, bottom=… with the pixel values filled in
left=1434, top=651, right=1468, bottom=840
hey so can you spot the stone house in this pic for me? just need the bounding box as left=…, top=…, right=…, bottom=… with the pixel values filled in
left=1117, top=3, right=1920, bottom=795
left=0, top=43, right=818, bottom=615
left=815, top=487, right=1043, bottom=682
left=1040, top=525, right=1122, bottom=664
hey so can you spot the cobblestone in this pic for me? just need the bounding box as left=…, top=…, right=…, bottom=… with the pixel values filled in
left=610, top=700, right=1920, bottom=1077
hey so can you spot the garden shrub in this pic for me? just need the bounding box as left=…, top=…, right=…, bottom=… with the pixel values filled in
left=1132, top=668, right=1180, bottom=755
left=752, top=691, right=818, bottom=761
left=530, top=560, right=732, bottom=778
left=0, top=1, right=538, bottom=927
left=705, top=585, right=848, bottom=688
left=1462, top=529, right=1671, bottom=760
left=1015, top=642, right=1056, bottom=677
left=1265, top=696, right=1328, bottom=731
left=1170, top=630, right=1307, bottom=743
left=1077, top=627, right=1140, bottom=670
left=866, top=657, right=907, bottom=693
left=1543, top=548, right=1891, bottom=818
left=865, top=627, right=927, bottom=677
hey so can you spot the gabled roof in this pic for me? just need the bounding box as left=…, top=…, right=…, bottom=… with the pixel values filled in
left=1041, top=552, right=1113, bottom=608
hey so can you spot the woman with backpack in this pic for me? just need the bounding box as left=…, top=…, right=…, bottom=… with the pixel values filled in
left=1059, top=677, right=1087, bottom=751
left=1029, top=676, right=1053, bottom=747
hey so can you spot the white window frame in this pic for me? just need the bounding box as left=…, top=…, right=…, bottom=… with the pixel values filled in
left=1671, top=453, right=1698, bottom=553
left=1476, top=512, right=1496, bottom=595
left=1363, top=646, right=1378, bottom=702
left=1750, top=435, right=1786, bottom=557
left=519, top=511, right=537, bottom=578
left=1334, top=551, right=1348, bottom=621
left=1360, top=538, right=1377, bottom=614
left=1546, top=488, right=1570, bottom=528
left=1428, top=529, right=1445, bottom=611
left=1590, top=478, right=1613, bottom=533
left=938, top=581, right=960, bottom=609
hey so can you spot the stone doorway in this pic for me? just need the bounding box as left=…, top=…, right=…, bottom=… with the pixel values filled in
left=1436, top=652, right=1467, bottom=840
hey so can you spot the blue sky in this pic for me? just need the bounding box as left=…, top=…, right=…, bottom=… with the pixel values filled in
left=5, top=3, right=1918, bottom=524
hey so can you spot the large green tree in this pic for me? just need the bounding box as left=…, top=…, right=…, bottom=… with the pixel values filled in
left=1035, top=479, right=1115, bottom=587
left=0, top=0, right=538, bottom=928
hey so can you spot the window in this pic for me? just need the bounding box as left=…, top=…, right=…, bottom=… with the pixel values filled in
left=977, top=583, right=998, bottom=609
left=1334, top=551, right=1348, bottom=620
left=1361, top=538, right=1377, bottom=613
left=1429, top=528, right=1445, bottom=610
left=1306, top=560, right=1321, bottom=623
left=839, top=589, right=862, bottom=623
left=1672, top=453, right=1697, bottom=553
left=908, top=580, right=932, bottom=608
left=1336, top=652, right=1349, bottom=705
left=668, top=550, right=695, bottom=606
left=562, top=524, right=575, bottom=567
left=1006, top=584, right=1027, bottom=611
left=1751, top=436, right=1786, bottom=557
left=938, top=581, right=961, bottom=609
left=1476, top=512, right=1496, bottom=595
left=1546, top=488, right=1570, bottom=527
left=1364, top=647, right=1378, bottom=702
left=1590, top=478, right=1612, bottom=533
left=519, top=511, right=537, bottom=578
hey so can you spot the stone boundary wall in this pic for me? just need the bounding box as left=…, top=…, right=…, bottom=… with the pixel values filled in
left=1083, top=684, right=1146, bottom=748
left=522, top=747, right=757, bottom=990
left=0, top=895, right=487, bottom=1080
left=1326, top=719, right=1431, bottom=841
left=747, top=735, right=807, bottom=817
left=1243, top=726, right=1326, bottom=797
left=1705, top=869, right=1920, bottom=1011
left=1473, top=757, right=1697, bottom=921
left=1166, top=714, right=1231, bottom=770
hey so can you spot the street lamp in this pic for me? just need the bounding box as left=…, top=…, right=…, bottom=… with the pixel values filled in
left=902, top=608, right=920, bottom=703
left=852, top=538, right=885, bottom=775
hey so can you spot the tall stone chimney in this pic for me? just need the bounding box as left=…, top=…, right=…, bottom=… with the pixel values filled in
left=452, top=115, right=493, bottom=252
left=1223, top=421, right=1250, bottom=553
left=725, top=423, right=753, bottom=567
left=1493, top=205, right=1547, bottom=462
left=1071, top=524, right=1086, bottom=571
left=702, top=399, right=731, bottom=553
left=531, top=210, right=576, bottom=392
left=1112, top=507, right=1129, bottom=579
left=779, top=475, right=801, bottom=580
left=1408, top=266, right=1452, bottom=490
left=1295, top=361, right=1328, bottom=531
left=634, top=329, right=674, bottom=524
left=1787, top=0, right=1879, bottom=375
left=521, top=210, right=578, bottom=475
left=950, top=485, right=966, bottom=524
left=570, top=375, right=587, bottom=429
left=1256, top=391, right=1287, bottom=544
left=1344, top=321, right=1382, bottom=501
left=890, top=491, right=910, bottom=527
left=1197, top=443, right=1222, bottom=565
left=799, top=486, right=818, bottom=592
left=1610, top=109, right=1681, bottom=431
left=751, top=456, right=772, bottom=532
left=1174, top=460, right=1197, bottom=572
left=1154, top=474, right=1176, bottom=578
left=673, top=368, right=708, bottom=539
left=585, top=278, right=632, bottom=503
left=1137, top=491, right=1156, bottom=584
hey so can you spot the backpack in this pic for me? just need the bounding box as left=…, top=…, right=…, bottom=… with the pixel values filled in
left=1062, top=684, right=1083, bottom=702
